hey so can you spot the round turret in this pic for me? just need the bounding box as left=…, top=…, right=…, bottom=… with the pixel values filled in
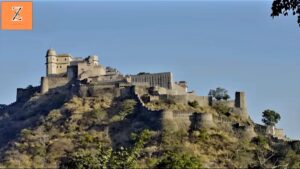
left=45, top=49, right=57, bottom=76
left=192, top=113, right=215, bottom=129
left=46, top=48, right=56, bottom=57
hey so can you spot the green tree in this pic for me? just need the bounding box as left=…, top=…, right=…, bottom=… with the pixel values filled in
left=208, top=87, right=230, bottom=101
left=271, top=0, right=300, bottom=26
left=59, top=149, right=102, bottom=169
left=262, top=109, right=281, bottom=126
left=109, top=129, right=151, bottom=169
left=59, top=130, right=151, bottom=169
left=291, top=141, right=300, bottom=154
left=155, top=151, right=202, bottom=169
left=59, top=145, right=112, bottom=169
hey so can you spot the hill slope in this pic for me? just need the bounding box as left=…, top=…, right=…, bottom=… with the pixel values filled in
left=0, top=87, right=300, bottom=168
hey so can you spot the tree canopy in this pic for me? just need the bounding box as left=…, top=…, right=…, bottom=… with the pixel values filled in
left=262, top=109, right=281, bottom=126
left=59, top=130, right=151, bottom=169
left=208, top=87, right=230, bottom=101
left=155, top=151, right=202, bottom=169
left=271, top=0, right=300, bottom=26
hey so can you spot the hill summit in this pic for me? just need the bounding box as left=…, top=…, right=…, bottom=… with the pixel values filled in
left=0, top=49, right=299, bottom=168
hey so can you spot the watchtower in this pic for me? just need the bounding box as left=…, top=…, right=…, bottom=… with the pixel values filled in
left=235, top=91, right=246, bottom=109
left=46, top=48, right=57, bottom=76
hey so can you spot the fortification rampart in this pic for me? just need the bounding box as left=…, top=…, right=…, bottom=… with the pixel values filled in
left=187, top=95, right=210, bottom=107
left=211, top=100, right=235, bottom=108
left=158, top=94, right=210, bottom=107
left=78, top=83, right=120, bottom=98
left=133, top=85, right=215, bottom=132
left=16, top=49, right=255, bottom=137
left=130, top=72, right=173, bottom=89
left=41, top=76, right=69, bottom=94
left=168, top=83, right=187, bottom=95
left=16, top=86, right=40, bottom=102
left=190, top=113, right=215, bottom=130
left=130, top=86, right=165, bottom=130
left=255, top=124, right=286, bottom=140
left=89, top=84, right=120, bottom=98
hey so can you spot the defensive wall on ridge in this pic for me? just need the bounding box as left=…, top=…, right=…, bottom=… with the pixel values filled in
left=132, top=86, right=251, bottom=135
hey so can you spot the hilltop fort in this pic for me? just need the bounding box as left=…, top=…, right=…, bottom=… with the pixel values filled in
left=18, top=49, right=246, bottom=110
left=1, top=49, right=297, bottom=168
left=15, top=49, right=285, bottom=140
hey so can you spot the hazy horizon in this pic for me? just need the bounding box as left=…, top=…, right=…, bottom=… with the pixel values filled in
left=0, top=1, right=299, bottom=139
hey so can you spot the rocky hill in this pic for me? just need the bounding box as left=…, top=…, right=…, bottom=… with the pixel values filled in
left=0, top=84, right=299, bottom=169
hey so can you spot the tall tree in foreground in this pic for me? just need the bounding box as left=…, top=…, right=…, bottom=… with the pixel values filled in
left=271, top=0, right=300, bottom=26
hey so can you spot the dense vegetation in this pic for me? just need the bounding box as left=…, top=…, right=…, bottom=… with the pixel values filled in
left=0, top=89, right=299, bottom=168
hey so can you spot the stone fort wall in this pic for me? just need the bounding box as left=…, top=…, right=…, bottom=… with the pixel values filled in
left=41, top=76, right=69, bottom=94
left=168, top=83, right=187, bottom=95
left=159, top=94, right=210, bottom=107
left=130, top=72, right=173, bottom=89
left=210, top=100, right=235, bottom=108
left=79, top=84, right=120, bottom=98
left=16, top=86, right=40, bottom=102
left=75, top=60, right=106, bottom=81
left=133, top=86, right=214, bottom=132
left=255, top=124, right=286, bottom=140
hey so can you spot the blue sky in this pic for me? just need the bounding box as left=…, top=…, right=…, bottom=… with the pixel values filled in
left=0, top=1, right=299, bottom=139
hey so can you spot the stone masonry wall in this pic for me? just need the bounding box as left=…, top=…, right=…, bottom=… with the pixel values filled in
left=158, top=94, right=210, bottom=107
left=211, top=100, right=235, bottom=107
left=41, top=76, right=69, bottom=93
left=47, top=77, right=69, bottom=89
left=77, top=62, right=106, bottom=81
left=131, top=72, right=173, bottom=89
left=16, top=86, right=40, bottom=102
left=255, top=124, right=286, bottom=140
